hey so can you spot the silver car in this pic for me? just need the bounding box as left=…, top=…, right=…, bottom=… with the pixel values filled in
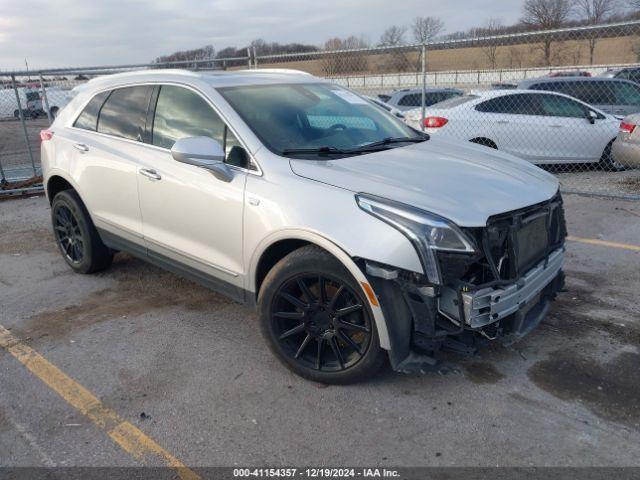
left=41, top=69, right=566, bottom=384
left=518, top=77, right=640, bottom=118
left=382, top=87, right=463, bottom=112
left=612, top=114, right=640, bottom=168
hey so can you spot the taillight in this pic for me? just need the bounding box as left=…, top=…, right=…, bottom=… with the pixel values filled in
left=40, top=130, right=54, bottom=141
left=620, top=121, right=636, bottom=134
left=423, top=116, right=448, bottom=128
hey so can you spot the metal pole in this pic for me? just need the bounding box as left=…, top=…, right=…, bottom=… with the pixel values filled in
left=252, top=46, right=258, bottom=69
left=11, top=74, right=37, bottom=177
left=420, top=44, right=427, bottom=133
left=247, top=48, right=252, bottom=69
left=39, top=73, right=53, bottom=125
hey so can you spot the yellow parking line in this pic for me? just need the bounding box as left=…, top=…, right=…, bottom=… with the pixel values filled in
left=567, top=236, right=640, bottom=252
left=0, top=325, right=200, bottom=480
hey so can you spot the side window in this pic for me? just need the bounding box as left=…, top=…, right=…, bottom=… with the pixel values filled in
left=152, top=85, right=252, bottom=169
left=152, top=85, right=225, bottom=149
left=73, top=91, right=110, bottom=131
left=613, top=82, right=640, bottom=105
left=398, top=93, right=421, bottom=107
left=476, top=94, right=541, bottom=115
left=97, top=86, right=152, bottom=141
left=539, top=94, right=586, bottom=118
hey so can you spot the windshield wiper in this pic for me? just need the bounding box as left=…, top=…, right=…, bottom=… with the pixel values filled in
left=281, top=146, right=350, bottom=157
left=354, top=135, right=428, bottom=151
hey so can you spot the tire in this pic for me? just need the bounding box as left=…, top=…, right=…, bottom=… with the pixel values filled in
left=258, top=245, right=386, bottom=384
left=51, top=190, right=113, bottom=274
left=599, top=140, right=625, bottom=172
left=13, top=110, right=19, bottom=119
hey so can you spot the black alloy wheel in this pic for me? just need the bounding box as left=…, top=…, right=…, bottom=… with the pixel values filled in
left=270, top=274, right=372, bottom=372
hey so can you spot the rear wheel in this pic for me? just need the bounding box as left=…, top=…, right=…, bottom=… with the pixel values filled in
left=258, top=246, right=385, bottom=384
left=51, top=190, right=113, bottom=274
left=470, top=138, right=497, bottom=149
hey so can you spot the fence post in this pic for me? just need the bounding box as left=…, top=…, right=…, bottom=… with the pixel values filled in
left=247, top=48, right=252, bottom=69
left=39, top=73, right=53, bottom=125
left=420, top=44, right=427, bottom=133
left=252, top=46, right=258, bottom=69
left=11, top=74, right=37, bottom=177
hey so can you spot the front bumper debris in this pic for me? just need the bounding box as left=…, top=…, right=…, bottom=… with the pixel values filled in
left=439, top=248, right=564, bottom=329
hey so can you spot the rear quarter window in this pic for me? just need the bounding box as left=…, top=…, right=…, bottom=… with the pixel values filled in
left=73, top=91, right=111, bottom=131
left=97, top=86, right=153, bottom=141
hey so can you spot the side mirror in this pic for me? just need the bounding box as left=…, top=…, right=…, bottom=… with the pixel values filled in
left=587, top=110, right=597, bottom=124
left=171, top=136, right=233, bottom=183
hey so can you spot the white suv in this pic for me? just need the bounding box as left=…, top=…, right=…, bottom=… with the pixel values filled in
left=41, top=69, right=566, bottom=384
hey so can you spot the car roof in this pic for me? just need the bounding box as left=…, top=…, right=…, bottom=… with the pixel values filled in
left=519, top=76, right=637, bottom=86
left=392, top=87, right=463, bottom=95
left=78, top=68, right=322, bottom=91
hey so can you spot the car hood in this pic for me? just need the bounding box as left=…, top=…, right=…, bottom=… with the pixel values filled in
left=289, top=137, right=559, bottom=226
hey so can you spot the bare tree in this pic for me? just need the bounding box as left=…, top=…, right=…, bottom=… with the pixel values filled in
left=322, top=36, right=370, bottom=75
left=378, top=25, right=407, bottom=46
left=507, top=46, right=525, bottom=68
left=521, top=0, right=573, bottom=65
left=412, top=16, right=445, bottom=44
left=575, top=0, right=619, bottom=64
left=480, top=18, right=504, bottom=69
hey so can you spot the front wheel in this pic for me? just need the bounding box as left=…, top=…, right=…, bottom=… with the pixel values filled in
left=599, top=140, right=625, bottom=171
left=258, top=246, right=386, bottom=384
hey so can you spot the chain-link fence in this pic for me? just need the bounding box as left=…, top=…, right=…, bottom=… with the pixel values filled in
left=1, top=21, right=639, bottom=198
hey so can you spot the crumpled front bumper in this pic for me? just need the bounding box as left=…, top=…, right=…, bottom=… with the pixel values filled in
left=439, top=247, right=565, bottom=330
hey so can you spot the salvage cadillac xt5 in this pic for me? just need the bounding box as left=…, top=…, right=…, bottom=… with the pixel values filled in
left=41, top=70, right=566, bottom=384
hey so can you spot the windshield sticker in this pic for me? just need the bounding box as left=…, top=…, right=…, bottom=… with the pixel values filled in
left=332, top=90, right=369, bottom=105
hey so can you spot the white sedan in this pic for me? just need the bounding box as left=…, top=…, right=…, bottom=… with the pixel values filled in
left=404, top=89, right=620, bottom=167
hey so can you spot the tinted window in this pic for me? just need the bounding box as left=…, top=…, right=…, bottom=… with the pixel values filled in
left=476, top=94, right=542, bottom=115
left=565, top=81, right=614, bottom=105
left=398, top=91, right=460, bottom=107
left=539, top=94, right=586, bottom=118
left=74, top=91, right=110, bottom=131
left=97, top=86, right=152, bottom=141
left=612, top=82, right=640, bottom=105
left=435, top=95, right=479, bottom=109
left=152, top=85, right=249, bottom=168
left=152, top=85, right=225, bottom=149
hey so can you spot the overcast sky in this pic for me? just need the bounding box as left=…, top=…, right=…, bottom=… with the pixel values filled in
left=0, top=0, right=523, bottom=71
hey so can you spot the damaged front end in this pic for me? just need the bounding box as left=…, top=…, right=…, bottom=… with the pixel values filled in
left=359, top=193, right=567, bottom=373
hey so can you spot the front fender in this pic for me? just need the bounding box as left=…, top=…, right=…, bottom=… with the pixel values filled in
left=248, top=228, right=392, bottom=350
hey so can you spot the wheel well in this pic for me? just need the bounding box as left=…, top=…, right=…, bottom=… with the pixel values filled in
left=46, top=176, right=74, bottom=204
left=470, top=137, right=497, bottom=149
left=255, top=239, right=310, bottom=295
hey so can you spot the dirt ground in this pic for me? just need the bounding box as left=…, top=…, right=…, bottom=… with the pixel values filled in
left=0, top=193, right=639, bottom=471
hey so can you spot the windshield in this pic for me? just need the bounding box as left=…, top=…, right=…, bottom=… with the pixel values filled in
left=218, top=83, right=421, bottom=158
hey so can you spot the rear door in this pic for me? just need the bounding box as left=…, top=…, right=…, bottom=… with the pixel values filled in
left=66, top=86, right=153, bottom=245
left=611, top=81, right=640, bottom=117
left=474, top=93, right=549, bottom=161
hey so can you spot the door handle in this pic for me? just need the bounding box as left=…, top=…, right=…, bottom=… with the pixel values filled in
left=139, top=168, right=161, bottom=181
left=550, top=125, right=563, bottom=128
left=73, top=143, right=89, bottom=153
left=496, top=120, right=510, bottom=124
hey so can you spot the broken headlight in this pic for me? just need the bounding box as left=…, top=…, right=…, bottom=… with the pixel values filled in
left=356, top=194, right=476, bottom=285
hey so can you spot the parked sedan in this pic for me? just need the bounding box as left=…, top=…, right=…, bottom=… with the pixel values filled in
left=404, top=90, right=620, bottom=167
left=612, top=114, right=640, bottom=168
left=518, top=77, right=640, bottom=118
left=365, top=96, right=404, bottom=118
left=383, top=87, right=463, bottom=112
left=600, top=67, right=640, bottom=84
